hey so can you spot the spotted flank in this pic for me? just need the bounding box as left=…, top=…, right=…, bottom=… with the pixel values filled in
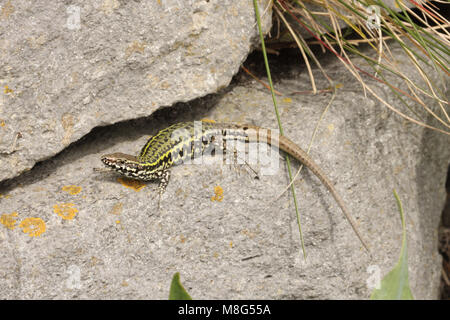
left=99, top=121, right=252, bottom=195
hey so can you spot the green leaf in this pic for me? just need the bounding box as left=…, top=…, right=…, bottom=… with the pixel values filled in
left=370, top=190, right=414, bottom=300
left=169, top=272, right=192, bottom=300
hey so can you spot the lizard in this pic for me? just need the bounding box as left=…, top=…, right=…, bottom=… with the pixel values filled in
left=98, top=120, right=370, bottom=252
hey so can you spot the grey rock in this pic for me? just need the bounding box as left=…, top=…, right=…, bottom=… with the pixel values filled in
left=0, top=0, right=272, bottom=181
left=0, top=41, right=447, bottom=299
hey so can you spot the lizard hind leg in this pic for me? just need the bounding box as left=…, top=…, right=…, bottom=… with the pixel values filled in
left=231, top=148, right=260, bottom=179
left=224, top=140, right=259, bottom=179
left=204, top=133, right=259, bottom=179
left=224, top=139, right=259, bottom=180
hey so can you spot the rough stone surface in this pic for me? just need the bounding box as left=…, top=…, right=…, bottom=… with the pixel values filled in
left=0, top=0, right=272, bottom=181
left=0, top=41, right=447, bottom=299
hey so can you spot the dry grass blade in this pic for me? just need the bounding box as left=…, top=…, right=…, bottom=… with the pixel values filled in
left=274, top=5, right=317, bottom=93
left=268, top=0, right=449, bottom=135
left=241, top=65, right=284, bottom=96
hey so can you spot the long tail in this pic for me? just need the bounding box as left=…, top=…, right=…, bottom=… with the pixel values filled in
left=239, top=124, right=371, bottom=253
left=280, top=135, right=370, bottom=253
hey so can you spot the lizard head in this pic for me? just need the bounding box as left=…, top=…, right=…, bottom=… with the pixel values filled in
left=100, top=152, right=153, bottom=180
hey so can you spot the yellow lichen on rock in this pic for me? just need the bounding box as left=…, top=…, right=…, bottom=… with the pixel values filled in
left=211, top=185, right=224, bottom=202
left=53, top=203, right=78, bottom=220
left=62, top=185, right=82, bottom=195
left=19, top=217, right=46, bottom=237
left=0, top=212, right=18, bottom=230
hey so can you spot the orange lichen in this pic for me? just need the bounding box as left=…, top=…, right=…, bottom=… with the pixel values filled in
left=1, top=1, right=14, bottom=19
left=61, top=185, right=82, bottom=195
left=3, top=85, right=13, bottom=94
left=211, top=185, right=224, bottom=202
left=282, top=97, right=292, bottom=103
left=19, top=217, right=46, bottom=237
left=0, top=120, right=5, bottom=127
left=110, top=202, right=123, bottom=215
left=125, top=40, right=146, bottom=59
left=1, top=212, right=18, bottom=230
left=53, top=203, right=78, bottom=220
left=201, top=119, right=216, bottom=123
left=117, top=177, right=146, bottom=191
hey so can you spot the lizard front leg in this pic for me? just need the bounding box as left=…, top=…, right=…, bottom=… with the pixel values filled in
left=156, top=169, right=171, bottom=209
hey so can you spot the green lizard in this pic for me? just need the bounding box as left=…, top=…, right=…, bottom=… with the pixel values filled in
left=98, top=120, right=370, bottom=252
